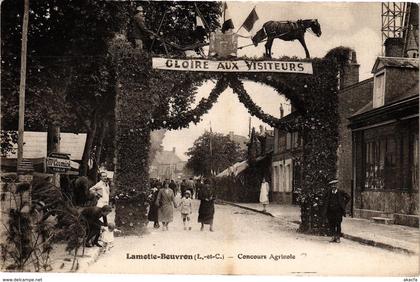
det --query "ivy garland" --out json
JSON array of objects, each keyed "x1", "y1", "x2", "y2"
[
  {"x1": 150, "y1": 76, "x2": 229, "y2": 130},
  {"x1": 228, "y1": 76, "x2": 296, "y2": 131}
]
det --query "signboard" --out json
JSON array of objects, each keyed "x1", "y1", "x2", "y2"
[
  {"x1": 208, "y1": 31, "x2": 238, "y2": 58},
  {"x1": 152, "y1": 58, "x2": 313, "y2": 74},
  {"x1": 47, "y1": 152, "x2": 71, "y2": 173}
]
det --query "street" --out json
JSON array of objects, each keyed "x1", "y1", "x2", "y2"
[{"x1": 85, "y1": 199, "x2": 419, "y2": 276}]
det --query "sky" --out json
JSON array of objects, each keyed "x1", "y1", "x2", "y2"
[{"x1": 162, "y1": 2, "x2": 383, "y2": 160}]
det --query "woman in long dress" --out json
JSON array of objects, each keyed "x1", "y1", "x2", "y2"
[
  {"x1": 198, "y1": 179, "x2": 215, "y2": 232},
  {"x1": 260, "y1": 177, "x2": 270, "y2": 212},
  {"x1": 155, "y1": 181, "x2": 177, "y2": 231},
  {"x1": 148, "y1": 181, "x2": 161, "y2": 228}
]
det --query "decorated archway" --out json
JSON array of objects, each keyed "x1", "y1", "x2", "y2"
[{"x1": 110, "y1": 38, "x2": 341, "y2": 235}]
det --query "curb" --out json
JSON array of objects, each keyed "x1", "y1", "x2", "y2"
[
  {"x1": 341, "y1": 234, "x2": 416, "y2": 255},
  {"x1": 224, "y1": 201, "x2": 417, "y2": 255},
  {"x1": 74, "y1": 246, "x2": 103, "y2": 272},
  {"x1": 224, "y1": 201, "x2": 275, "y2": 217}
]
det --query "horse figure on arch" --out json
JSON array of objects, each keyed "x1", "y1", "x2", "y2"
[{"x1": 251, "y1": 19, "x2": 322, "y2": 59}]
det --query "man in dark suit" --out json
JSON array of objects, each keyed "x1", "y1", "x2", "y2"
[
  {"x1": 324, "y1": 179, "x2": 350, "y2": 243},
  {"x1": 132, "y1": 6, "x2": 155, "y2": 50}
]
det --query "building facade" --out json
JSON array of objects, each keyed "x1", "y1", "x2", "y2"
[
  {"x1": 336, "y1": 50, "x2": 374, "y2": 207},
  {"x1": 149, "y1": 147, "x2": 186, "y2": 180},
  {"x1": 349, "y1": 57, "x2": 419, "y2": 227},
  {"x1": 271, "y1": 112, "x2": 302, "y2": 204}
]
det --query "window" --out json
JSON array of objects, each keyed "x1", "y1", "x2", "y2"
[
  {"x1": 285, "y1": 163, "x2": 293, "y2": 192},
  {"x1": 286, "y1": 133, "x2": 292, "y2": 150},
  {"x1": 364, "y1": 136, "x2": 403, "y2": 190},
  {"x1": 364, "y1": 140, "x2": 385, "y2": 190},
  {"x1": 278, "y1": 135, "x2": 286, "y2": 152},
  {"x1": 412, "y1": 133, "x2": 419, "y2": 190},
  {"x1": 272, "y1": 165, "x2": 280, "y2": 192},
  {"x1": 292, "y1": 132, "x2": 301, "y2": 148},
  {"x1": 373, "y1": 73, "x2": 385, "y2": 108},
  {"x1": 279, "y1": 165, "x2": 284, "y2": 192}
]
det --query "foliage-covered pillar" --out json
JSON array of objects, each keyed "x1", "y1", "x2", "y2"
[
  {"x1": 110, "y1": 37, "x2": 153, "y2": 234},
  {"x1": 297, "y1": 59, "x2": 339, "y2": 234}
]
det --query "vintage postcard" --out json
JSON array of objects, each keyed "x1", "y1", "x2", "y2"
[{"x1": 1, "y1": 0, "x2": 419, "y2": 280}]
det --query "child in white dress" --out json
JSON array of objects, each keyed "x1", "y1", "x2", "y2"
[
  {"x1": 100, "y1": 223, "x2": 120, "y2": 252},
  {"x1": 179, "y1": 190, "x2": 193, "y2": 230}
]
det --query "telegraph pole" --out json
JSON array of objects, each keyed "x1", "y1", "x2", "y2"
[{"x1": 17, "y1": 0, "x2": 30, "y2": 167}]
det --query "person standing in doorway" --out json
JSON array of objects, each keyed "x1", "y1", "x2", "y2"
[
  {"x1": 323, "y1": 179, "x2": 350, "y2": 243},
  {"x1": 89, "y1": 172, "x2": 110, "y2": 226},
  {"x1": 259, "y1": 177, "x2": 270, "y2": 213},
  {"x1": 155, "y1": 180, "x2": 177, "y2": 231}
]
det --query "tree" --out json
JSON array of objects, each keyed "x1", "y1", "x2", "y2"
[
  {"x1": 1, "y1": 1, "x2": 221, "y2": 177},
  {"x1": 186, "y1": 131, "x2": 244, "y2": 176},
  {"x1": 1, "y1": 0, "x2": 130, "y2": 176}
]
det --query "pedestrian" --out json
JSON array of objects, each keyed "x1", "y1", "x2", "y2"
[
  {"x1": 180, "y1": 179, "x2": 188, "y2": 197},
  {"x1": 169, "y1": 179, "x2": 178, "y2": 197},
  {"x1": 179, "y1": 190, "x2": 193, "y2": 230},
  {"x1": 89, "y1": 171, "x2": 111, "y2": 226},
  {"x1": 155, "y1": 180, "x2": 177, "y2": 231},
  {"x1": 195, "y1": 178, "x2": 203, "y2": 200},
  {"x1": 323, "y1": 179, "x2": 350, "y2": 243},
  {"x1": 148, "y1": 182, "x2": 161, "y2": 228},
  {"x1": 259, "y1": 177, "x2": 270, "y2": 213},
  {"x1": 187, "y1": 177, "x2": 196, "y2": 198},
  {"x1": 198, "y1": 179, "x2": 215, "y2": 232}
]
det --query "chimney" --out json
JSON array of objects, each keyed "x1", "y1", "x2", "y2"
[
  {"x1": 229, "y1": 131, "x2": 234, "y2": 141},
  {"x1": 172, "y1": 147, "x2": 176, "y2": 153},
  {"x1": 339, "y1": 50, "x2": 360, "y2": 89},
  {"x1": 384, "y1": 37, "x2": 404, "y2": 57}
]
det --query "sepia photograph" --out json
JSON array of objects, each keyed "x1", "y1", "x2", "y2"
[{"x1": 1, "y1": 0, "x2": 419, "y2": 280}]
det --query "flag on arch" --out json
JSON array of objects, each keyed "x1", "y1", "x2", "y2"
[
  {"x1": 242, "y1": 7, "x2": 259, "y2": 33},
  {"x1": 221, "y1": 2, "x2": 234, "y2": 33}
]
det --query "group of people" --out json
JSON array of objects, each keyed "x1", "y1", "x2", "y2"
[
  {"x1": 81, "y1": 171, "x2": 118, "y2": 248},
  {"x1": 81, "y1": 172, "x2": 349, "y2": 246},
  {"x1": 259, "y1": 177, "x2": 350, "y2": 244},
  {"x1": 148, "y1": 178, "x2": 215, "y2": 232}
]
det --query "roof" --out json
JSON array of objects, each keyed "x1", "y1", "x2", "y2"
[
  {"x1": 4, "y1": 131, "x2": 87, "y2": 160},
  {"x1": 229, "y1": 134, "x2": 249, "y2": 150},
  {"x1": 352, "y1": 79, "x2": 418, "y2": 117},
  {"x1": 152, "y1": 150, "x2": 183, "y2": 165},
  {"x1": 371, "y1": 57, "x2": 419, "y2": 73},
  {"x1": 216, "y1": 155, "x2": 269, "y2": 177}
]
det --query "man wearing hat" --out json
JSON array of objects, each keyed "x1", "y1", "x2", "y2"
[
  {"x1": 323, "y1": 179, "x2": 350, "y2": 243},
  {"x1": 132, "y1": 6, "x2": 155, "y2": 49}
]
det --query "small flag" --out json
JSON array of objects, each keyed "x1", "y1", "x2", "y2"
[
  {"x1": 243, "y1": 7, "x2": 259, "y2": 33},
  {"x1": 221, "y1": 2, "x2": 234, "y2": 33},
  {"x1": 196, "y1": 14, "x2": 204, "y2": 28},
  {"x1": 195, "y1": 4, "x2": 207, "y2": 30}
]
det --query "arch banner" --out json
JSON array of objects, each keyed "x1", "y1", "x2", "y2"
[{"x1": 152, "y1": 57, "x2": 313, "y2": 74}]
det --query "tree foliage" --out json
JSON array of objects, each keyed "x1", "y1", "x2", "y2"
[
  {"x1": 186, "y1": 131, "x2": 244, "y2": 176},
  {"x1": 1, "y1": 1, "x2": 221, "y2": 177}
]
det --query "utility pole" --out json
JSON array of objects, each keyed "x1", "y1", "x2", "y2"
[{"x1": 17, "y1": 0, "x2": 30, "y2": 167}]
